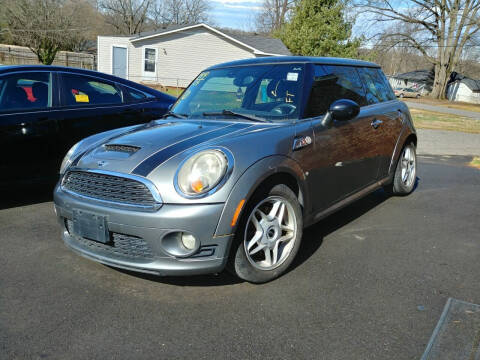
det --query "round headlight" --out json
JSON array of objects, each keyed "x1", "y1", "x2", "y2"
[
  {"x1": 59, "y1": 142, "x2": 81, "y2": 174},
  {"x1": 177, "y1": 150, "x2": 229, "y2": 196}
]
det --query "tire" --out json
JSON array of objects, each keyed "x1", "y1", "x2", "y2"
[
  {"x1": 228, "y1": 184, "x2": 303, "y2": 283},
  {"x1": 385, "y1": 142, "x2": 417, "y2": 195},
  {"x1": 416, "y1": 94, "x2": 420, "y2": 98},
  {"x1": 399, "y1": 93, "x2": 404, "y2": 98}
]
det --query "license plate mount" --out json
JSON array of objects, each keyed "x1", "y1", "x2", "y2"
[{"x1": 72, "y1": 210, "x2": 109, "y2": 244}]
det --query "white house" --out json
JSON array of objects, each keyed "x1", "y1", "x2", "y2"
[
  {"x1": 447, "y1": 77, "x2": 480, "y2": 104},
  {"x1": 387, "y1": 69, "x2": 434, "y2": 95},
  {"x1": 97, "y1": 23, "x2": 291, "y2": 88}
]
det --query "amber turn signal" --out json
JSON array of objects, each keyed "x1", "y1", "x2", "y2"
[{"x1": 231, "y1": 199, "x2": 246, "y2": 227}]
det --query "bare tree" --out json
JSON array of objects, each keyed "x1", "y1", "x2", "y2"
[
  {"x1": 151, "y1": 0, "x2": 211, "y2": 26},
  {"x1": 100, "y1": 0, "x2": 153, "y2": 35},
  {"x1": 256, "y1": 0, "x2": 297, "y2": 33},
  {"x1": 5, "y1": 0, "x2": 92, "y2": 64},
  {"x1": 357, "y1": 0, "x2": 480, "y2": 98}
]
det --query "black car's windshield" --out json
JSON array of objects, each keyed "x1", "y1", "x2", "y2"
[{"x1": 170, "y1": 64, "x2": 305, "y2": 122}]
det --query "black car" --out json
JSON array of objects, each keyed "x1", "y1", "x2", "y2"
[{"x1": 0, "y1": 65, "x2": 175, "y2": 187}]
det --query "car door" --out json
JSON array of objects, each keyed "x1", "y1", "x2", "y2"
[
  {"x1": 0, "y1": 71, "x2": 60, "y2": 185},
  {"x1": 56, "y1": 72, "x2": 140, "y2": 158},
  {"x1": 357, "y1": 67, "x2": 404, "y2": 179},
  {"x1": 292, "y1": 64, "x2": 381, "y2": 214}
]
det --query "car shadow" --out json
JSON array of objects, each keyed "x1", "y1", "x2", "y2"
[
  {"x1": 119, "y1": 186, "x2": 399, "y2": 287},
  {"x1": 0, "y1": 182, "x2": 56, "y2": 210},
  {"x1": 287, "y1": 188, "x2": 391, "y2": 275}
]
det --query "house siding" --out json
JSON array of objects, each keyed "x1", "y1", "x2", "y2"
[
  {"x1": 447, "y1": 82, "x2": 480, "y2": 104},
  {"x1": 98, "y1": 28, "x2": 256, "y2": 87}
]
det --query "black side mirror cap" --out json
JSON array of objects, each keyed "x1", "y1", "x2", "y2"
[{"x1": 322, "y1": 99, "x2": 360, "y2": 126}]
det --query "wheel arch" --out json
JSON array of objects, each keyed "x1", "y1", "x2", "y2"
[{"x1": 214, "y1": 155, "x2": 308, "y2": 237}]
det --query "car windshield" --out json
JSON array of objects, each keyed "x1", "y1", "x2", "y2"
[{"x1": 170, "y1": 64, "x2": 305, "y2": 122}]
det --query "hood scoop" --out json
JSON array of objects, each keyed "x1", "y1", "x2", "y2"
[{"x1": 104, "y1": 144, "x2": 141, "y2": 154}]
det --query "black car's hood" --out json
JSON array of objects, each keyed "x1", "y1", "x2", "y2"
[{"x1": 76, "y1": 120, "x2": 256, "y2": 176}]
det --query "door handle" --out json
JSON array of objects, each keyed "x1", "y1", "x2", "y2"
[{"x1": 371, "y1": 119, "x2": 383, "y2": 129}]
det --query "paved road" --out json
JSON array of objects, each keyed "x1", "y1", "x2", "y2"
[
  {"x1": 405, "y1": 101, "x2": 480, "y2": 120},
  {"x1": 1, "y1": 155, "x2": 479, "y2": 359},
  {"x1": 417, "y1": 129, "x2": 480, "y2": 156}
]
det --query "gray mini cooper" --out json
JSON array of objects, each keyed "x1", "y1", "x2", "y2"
[{"x1": 54, "y1": 57, "x2": 417, "y2": 283}]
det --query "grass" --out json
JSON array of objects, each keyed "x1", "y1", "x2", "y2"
[
  {"x1": 409, "y1": 108, "x2": 480, "y2": 134},
  {"x1": 404, "y1": 98, "x2": 480, "y2": 113},
  {"x1": 469, "y1": 157, "x2": 480, "y2": 169}
]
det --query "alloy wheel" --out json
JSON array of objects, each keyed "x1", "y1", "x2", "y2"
[{"x1": 243, "y1": 196, "x2": 297, "y2": 271}]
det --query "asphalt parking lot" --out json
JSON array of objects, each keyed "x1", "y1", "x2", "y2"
[{"x1": 1, "y1": 155, "x2": 479, "y2": 359}]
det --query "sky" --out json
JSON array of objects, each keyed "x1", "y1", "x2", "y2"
[{"x1": 208, "y1": 0, "x2": 263, "y2": 30}]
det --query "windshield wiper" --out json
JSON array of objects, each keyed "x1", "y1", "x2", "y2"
[
  {"x1": 162, "y1": 111, "x2": 188, "y2": 119},
  {"x1": 203, "y1": 110, "x2": 269, "y2": 123}
]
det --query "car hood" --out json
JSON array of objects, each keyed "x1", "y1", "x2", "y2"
[{"x1": 76, "y1": 120, "x2": 258, "y2": 176}]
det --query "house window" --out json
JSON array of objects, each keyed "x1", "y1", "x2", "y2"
[{"x1": 144, "y1": 48, "x2": 156, "y2": 73}]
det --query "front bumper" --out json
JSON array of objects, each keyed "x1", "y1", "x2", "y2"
[{"x1": 53, "y1": 184, "x2": 232, "y2": 276}]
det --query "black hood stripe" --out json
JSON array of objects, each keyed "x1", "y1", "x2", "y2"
[{"x1": 132, "y1": 123, "x2": 252, "y2": 177}]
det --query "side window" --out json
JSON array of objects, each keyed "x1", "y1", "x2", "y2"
[
  {"x1": 377, "y1": 69, "x2": 396, "y2": 100},
  {"x1": 305, "y1": 65, "x2": 367, "y2": 118},
  {"x1": 144, "y1": 48, "x2": 156, "y2": 74},
  {"x1": 357, "y1": 68, "x2": 392, "y2": 104},
  {"x1": 123, "y1": 86, "x2": 153, "y2": 102},
  {"x1": 61, "y1": 74, "x2": 122, "y2": 106},
  {"x1": 0, "y1": 72, "x2": 51, "y2": 112}
]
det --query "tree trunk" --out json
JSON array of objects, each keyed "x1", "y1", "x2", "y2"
[{"x1": 431, "y1": 64, "x2": 449, "y2": 99}]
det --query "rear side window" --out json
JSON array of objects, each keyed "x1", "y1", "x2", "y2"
[
  {"x1": 60, "y1": 74, "x2": 123, "y2": 106},
  {"x1": 357, "y1": 68, "x2": 395, "y2": 104},
  {"x1": 0, "y1": 72, "x2": 52, "y2": 112},
  {"x1": 305, "y1": 65, "x2": 367, "y2": 118},
  {"x1": 123, "y1": 86, "x2": 153, "y2": 102}
]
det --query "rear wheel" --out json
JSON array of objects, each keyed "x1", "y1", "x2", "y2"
[
  {"x1": 229, "y1": 184, "x2": 302, "y2": 283},
  {"x1": 399, "y1": 93, "x2": 404, "y2": 98},
  {"x1": 385, "y1": 142, "x2": 417, "y2": 195}
]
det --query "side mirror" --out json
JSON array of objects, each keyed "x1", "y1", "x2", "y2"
[{"x1": 321, "y1": 99, "x2": 360, "y2": 127}]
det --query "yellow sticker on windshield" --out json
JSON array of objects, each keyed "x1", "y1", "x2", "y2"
[
  {"x1": 193, "y1": 72, "x2": 209, "y2": 86},
  {"x1": 75, "y1": 94, "x2": 89, "y2": 103}
]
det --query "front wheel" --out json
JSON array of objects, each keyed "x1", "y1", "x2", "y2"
[
  {"x1": 229, "y1": 184, "x2": 303, "y2": 283},
  {"x1": 385, "y1": 142, "x2": 417, "y2": 195}
]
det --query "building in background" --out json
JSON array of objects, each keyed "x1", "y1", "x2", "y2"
[
  {"x1": 447, "y1": 72, "x2": 480, "y2": 104},
  {"x1": 387, "y1": 69, "x2": 435, "y2": 95},
  {"x1": 97, "y1": 23, "x2": 291, "y2": 91}
]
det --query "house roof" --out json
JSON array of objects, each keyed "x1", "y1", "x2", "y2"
[
  {"x1": 393, "y1": 69, "x2": 435, "y2": 84},
  {"x1": 129, "y1": 23, "x2": 291, "y2": 56},
  {"x1": 449, "y1": 72, "x2": 480, "y2": 91}
]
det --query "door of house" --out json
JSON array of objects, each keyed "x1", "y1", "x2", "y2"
[{"x1": 112, "y1": 46, "x2": 127, "y2": 79}]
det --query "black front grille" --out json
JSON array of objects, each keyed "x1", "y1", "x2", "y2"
[
  {"x1": 66, "y1": 220, "x2": 154, "y2": 261},
  {"x1": 104, "y1": 144, "x2": 140, "y2": 153},
  {"x1": 62, "y1": 171, "x2": 158, "y2": 208}
]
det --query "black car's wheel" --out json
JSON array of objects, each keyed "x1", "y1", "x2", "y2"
[
  {"x1": 229, "y1": 184, "x2": 302, "y2": 283},
  {"x1": 385, "y1": 142, "x2": 417, "y2": 195}
]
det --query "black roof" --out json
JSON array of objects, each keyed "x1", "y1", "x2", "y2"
[
  {"x1": 206, "y1": 56, "x2": 380, "y2": 70},
  {"x1": 0, "y1": 65, "x2": 175, "y2": 100},
  {"x1": 449, "y1": 72, "x2": 480, "y2": 91},
  {"x1": 392, "y1": 69, "x2": 435, "y2": 84}
]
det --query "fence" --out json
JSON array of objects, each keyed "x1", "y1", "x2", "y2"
[
  {"x1": 138, "y1": 76, "x2": 192, "y2": 97},
  {"x1": 0, "y1": 44, "x2": 96, "y2": 70}
]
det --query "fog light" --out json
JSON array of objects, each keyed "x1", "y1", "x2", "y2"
[{"x1": 181, "y1": 233, "x2": 196, "y2": 250}]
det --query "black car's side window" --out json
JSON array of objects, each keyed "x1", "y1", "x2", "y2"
[
  {"x1": 60, "y1": 74, "x2": 123, "y2": 107},
  {"x1": 0, "y1": 72, "x2": 52, "y2": 112},
  {"x1": 304, "y1": 65, "x2": 367, "y2": 118},
  {"x1": 123, "y1": 86, "x2": 153, "y2": 103},
  {"x1": 357, "y1": 68, "x2": 394, "y2": 104}
]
